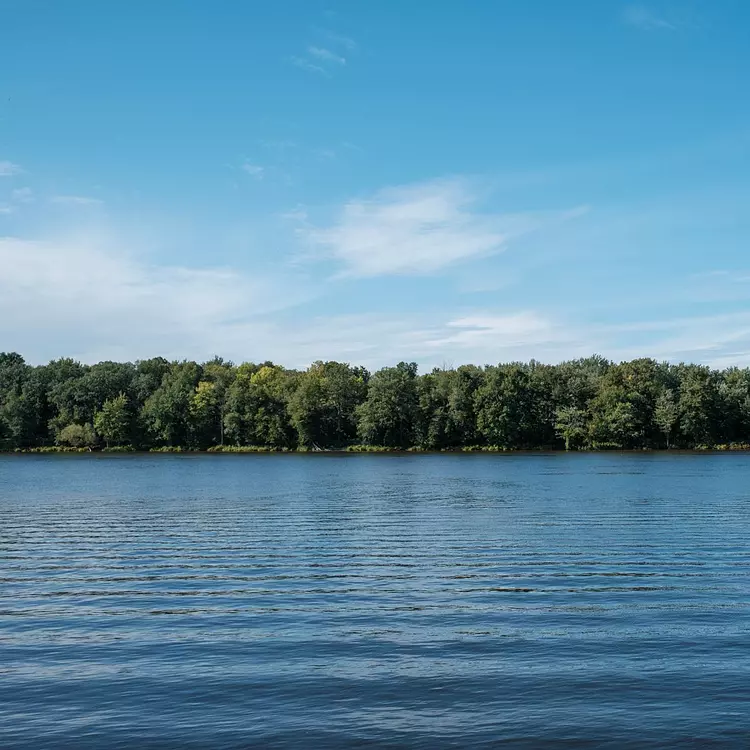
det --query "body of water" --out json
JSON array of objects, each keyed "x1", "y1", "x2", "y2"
[{"x1": 1, "y1": 452, "x2": 749, "y2": 747}]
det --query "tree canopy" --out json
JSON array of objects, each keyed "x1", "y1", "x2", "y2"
[{"x1": 1, "y1": 352, "x2": 749, "y2": 451}]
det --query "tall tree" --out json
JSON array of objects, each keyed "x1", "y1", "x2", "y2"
[
  {"x1": 475, "y1": 364, "x2": 542, "y2": 449},
  {"x1": 677, "y1": 365, "x2": 722, "y2": 447},
  {"x1": 4, "y1": 351, "x2": 750, "y2": 452},
  {"x1": 357, "y1": 362, "x2": 419, "y2": 448},
  {"x1": 555, "y1": 406, "x2": 589, "y2": 450},
  {"x1": 654, "y1": 389, "x2": 679, "y2": 448},
  {"x1": 142, "y1": 361, "x2": 203, "y2": 446},
  {"x1": 94, "y1": 394, "x2": 131, "y2": 448},
  {"x1": 224, "y1": 364, "x2": 295, "y2": 447},
  {"x1": 289, "y1": 361, "x2": 368, "y2": 448}
]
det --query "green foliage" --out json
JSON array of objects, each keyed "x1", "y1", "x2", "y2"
[
  {"x1": 555, "y1": 406, "x2": 589, "y2": 450},
  {"x1": 2, "y1": 351, "x2": 750, "y2": 452},
  {"x1": 587, "y1": 359, "x2": 661, "y2": 449},
  {"x1": 206, "y1": 444, "x2": 290, "y2": 453},
  {"x1": 357, "y1": 362, "x2": 419, "y2": 448},
  {"x1": 475, "y1": 365, "x2": 545, "y2": 449},
  {"x1": 56, "y1": 422, "x2": 97, "y2": 449},
  {"x1": 654, "y1": 389, "x2": 679, "y2": 448},
  {"x1": 94, "y1": 394, "x2": 131, "y2": 448},
  {"x1": 223, "y1": 364, "x2": 295, "y2": 448},
  {"x1": 677, "y1": 365, "x2": 722, "y2": 447},
  {"x1": 142, "y1": 361, "x2": 203, "y2": 447},
  {"x1": 288, "y1": 361, "x2": 368, "y2": 448}
]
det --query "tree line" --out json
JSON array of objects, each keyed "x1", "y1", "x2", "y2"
[{"x1": 1, "y1": 352, "x2": 749, "y2": 451}]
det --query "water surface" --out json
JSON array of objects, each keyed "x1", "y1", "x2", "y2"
[{"x1": 1, "y1": 453, "x2": 749, "y2": 747}]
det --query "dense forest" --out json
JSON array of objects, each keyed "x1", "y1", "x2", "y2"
[{"x1": 1, "y1": 352, "x2": 750, "y2": 452}]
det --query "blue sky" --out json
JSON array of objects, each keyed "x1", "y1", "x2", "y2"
[{"x1": 2, "y1": 0, "x2": 750, "y2": 369}]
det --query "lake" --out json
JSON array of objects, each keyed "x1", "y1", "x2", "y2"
[{"x1": 1, "y1": 452, "x2": 749, "y2": 748}]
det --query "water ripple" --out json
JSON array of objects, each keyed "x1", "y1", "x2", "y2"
[{"x1": 1, "y1": 452, "x2": 750, "y2": 748}]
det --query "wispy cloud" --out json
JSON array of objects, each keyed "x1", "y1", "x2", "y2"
[
  {"x1": 318, "y1": 29, "x2": 357, "y2": 51},
  {"x1": 0, "y1": 235, "x2": 313, "y2": 364},
  {"x1": 260, "y1": 139, "x2": 298, "y2": 153},
  {"x1": 308, "y1": 46, "x2": 346, "y2": 66},
  {"x1": 302, "y1": 309, "x2": 750, "y2": 371},
  {"x1": 11, "y1": 187, "x2": 34, "y2": 203},
  {"x1": 301, "y1": 177, "x2": 585, "y2": 278},
  {"x1": 241, "y1": 162, "x2": 265, "y2": 179},
  {"x1": 314, "y1": 148, "x2": 337, "y2": 161},
  {"x1": 426, "y1": 312, "x2": 564, "y2": 355},
  {"x1": 681, "y1": 269, "x2": 750, "y2": 303},
  {"x1": 0, "y1": 160, "x2": 23, "y2": 177},
  {"x1": 622, "y1": 4, "x2": 676, "y2": 31},
  {"x1": 289, "y1": 56, "x2": 329, "y2": 76},
  {"x1": 0, "y1": 203, "x2": 15, "y2": 215},
  {"x1": 290, "y1": 28, "x2": 355, "y2": 76},
  {"x1": 5, "y1": 227, "x2": 750, "y2": 369},
  {"x1": 52, "y1": 195, "x2": 103, "y2": 206},
  {"x1": 694, "y1": 269, "x2": 750, "y2": 284}
]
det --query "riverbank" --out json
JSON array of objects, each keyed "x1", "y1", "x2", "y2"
[{"x1": 5, "y1": 443, "x2": 750, "y2": 454}]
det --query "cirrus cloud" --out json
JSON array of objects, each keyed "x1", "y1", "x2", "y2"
[
  {"x1": 0, "y1": 161, "x2": 23, "y2": 177},
  {"x1": 51, "y1": 195, "x2": 103, "y2": 206},
  {"x1": 302, "y1": 177, "x2": 586, "y2": 278}
]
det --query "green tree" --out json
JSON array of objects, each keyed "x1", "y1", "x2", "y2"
[
  {"x1": 224, "y1": 364, "x2": 295, "y2": 447},
  {"x1": 475, "y1": 365, "x2": 542, "y2": 449},
  {"x1": 57, "y1": 422, "x2": 97, "y2": 449},
  {"x1": 720, "y1": 368, "x2": 750, "y2": 444},
  {"x1": 0, "y1": 354, "x2": 46, "y2": 448},
  {"x1": 357, "y1": 362, "x2": 418, "y2": 448},
  {"x1": 677, "y1": 364, "x2": 722, "y2": 447},
  {"x1": 415, "y1": 369, "x2": 453, "y2": 449},
  {"x1": 288, "y1": 361, "x2": 368, "y2": 448},
  {"x1": 554, "y1": 355, "x2": 609, "y2": 410},
  {"x1": 446, "y1": 365, "x2": 484, "y2": 446},
  {"x1": 94, "y1": 394, "x2": 131, "y2": 448},
  {"x1": 5, "y1": 350, "x2": 750, "y2": 453},
  {"x1": 416, "y1": 366, "x2": 484, "y2": 449},
  {"x1": 587, "y1": 359, "x2": 661, "y2": 448},
  {"x1": 201, "y1": 357, "x2": 236, "y2": 446},
  {"x1": 654, "y1": 389, "x2": 679, "y2": 448},
  {"x1": 190, "y1": 380, "x2": 221, "y2": 447},
  {"x1": 555, "y1": 405, "x2": 588, "y2": 450},
  {"x1": 142, "y1": 361, "x2": 203, "y2": 446},
  {"x1": 528, "y1": 361, "x2": 561, "y2": 447}
]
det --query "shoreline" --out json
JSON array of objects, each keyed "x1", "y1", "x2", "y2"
[{"x1": 4, "y1": 446, "x2": 750, "y2": 455}]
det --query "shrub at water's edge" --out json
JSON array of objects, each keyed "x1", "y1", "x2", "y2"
[{"x1": 3, "y1": 352, "x2": 750, "y2": 452}]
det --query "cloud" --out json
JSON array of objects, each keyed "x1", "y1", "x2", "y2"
[
  {"x1": 301, "y1": 177, "x2": 583, "y2": 278},
  {"x1": 314, "y1": 148, "x2": 337, "y2": 160},
  {"x1": 52, "y1": 195, "x2": 103, "y2": 206},
  {"x1": 0, "y1": 161, "x2": 23, "y2": 177},
  {"x1": 0, "y1": 229, "x2": 582, "y2": 368},
  {"x1": 207, "y1": 311, "x2": 572, "y2": 371},
  {"x1": 693, "y1": 269, "x2": 750, "y2": 284},
  {"x1": 291, "y1": 29, "x2": 354, "y2": 76},
  {"x1": 0, "y1": 204, "x2": 15, "y2": 215},
  {"x1": 598, "y1": 312, "x2": 750, "y2": 367},
  {"x1": 436, "y1": 313, "x2": 561, "y2": 349},
  {"x1": 0, "y1": 235, "x2": 314, "y2": 364},
  {"x1": 318, "y1": 309, "x2": 750, "y2": 371},
  {"x1": 260, "y1": 139, "x2": 298, "y2": 153},
  {"x1": 11, "y1": 187, "x2": 33, "y2": 203},
  {"x1": 318, "y1": 29, "x2": 357, "y2": 51},
  {"x1": 622, "y1": 5, "x2": 676, "y2": 30},
  {"x1": 307, "y1": 46, "x2": 346, "y2": 66},
  {"x1": 241, "y1": 162, "x2": 265, "y2": 179},
  {"x1": 5, "y1": 231, "x2": 750, "y2": 370},
  {"x1": 289, "y1": 56, "x2": 329, "y2": 76}
]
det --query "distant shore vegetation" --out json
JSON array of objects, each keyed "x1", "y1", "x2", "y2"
[{"x1": 2, "y1": 353, "x2": 750, "y2": 453}]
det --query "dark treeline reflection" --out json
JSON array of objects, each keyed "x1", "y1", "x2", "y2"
[{"x1": 2, "y1": 353, "x2": 750, "y2": 451}]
